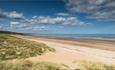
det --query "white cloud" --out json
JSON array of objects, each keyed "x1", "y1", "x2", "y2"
[
  {"x1": 0, "y1": 9, "x2": 24, "y2": 20},
  {"x1": 65, "y1": 0, "x2": 115, "y2": 21},
  {"x1": 0, "y1": 8, "x2": 93, "y2": 32},
  {"x1": 23, "y1": 16, "x2": 91, "y2": 26},
  {"x1": 8, "y1": 11, "x2": 24, "y2": 19},
  {"x1": 29, "y1": 26, "x2": 48, "y2": 31},
  {"x1": 10, "y1": 21, "x2": 28, "y2": 29},
  {"x1": 56, "y1": 13, "x2": 70, "y2": 16},
  {"x1": 10, "y1": 21, "x2": 20, "y2": 25},
  {"x1": 10, "y1": 16, "x2": 91, "y2": 32}
]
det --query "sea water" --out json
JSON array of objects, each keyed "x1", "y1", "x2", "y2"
[{"x1": 29, "y1": 34, "x2": 115, "y2": 39}]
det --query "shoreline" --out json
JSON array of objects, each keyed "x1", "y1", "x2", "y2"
[
  {"x1": 21, "y1": 34, "x2": 115, "y2": 51},
  {"x1": 26, "y1": 34, "x2": 115, "y2": 41},
  {"x1": 26, "y1": 34, "x2": 115, "y2": 44}
]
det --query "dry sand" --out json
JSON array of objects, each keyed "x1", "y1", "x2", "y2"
[{"x1": 13, "y1": 35, "x2": 115, "y2": 69}]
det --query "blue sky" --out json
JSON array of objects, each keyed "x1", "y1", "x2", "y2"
[{"x1": 0, "y1": 0, "x2": 115, "y2": 34}]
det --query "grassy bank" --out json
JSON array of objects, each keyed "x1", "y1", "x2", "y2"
[
  {"x1": 0, "y1": 33, "x2": 55, "y2": 60},
  {"x1": 0, "y1": 60, "x2": 115, "y2": 70},
  {"x1": 75, "y1": 61, "x2": 115, "y2": 70},
  {"x1": 0, "y1": 60, "x2": 70, "y2": 70}
]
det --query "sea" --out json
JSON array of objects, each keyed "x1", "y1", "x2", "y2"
[{"x1": 28, "y1": 34, "x2": 115, "y2": 39}]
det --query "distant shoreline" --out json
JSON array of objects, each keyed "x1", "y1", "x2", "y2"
[
  {"x1": 26, "y1": 34, "x2": 115, "y2": 44},
  {"x1": 27, "y1": 33, "x2": 115, "y2": 39},
  {"x1": 14, "y1": 34, "x2": 115, "y2": 51}
]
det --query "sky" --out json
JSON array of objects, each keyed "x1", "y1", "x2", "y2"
[{"x1": 0, "y1": 0, "x2": 115, "y2": 34}]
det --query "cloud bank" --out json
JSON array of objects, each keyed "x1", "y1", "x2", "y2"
[
  {"x1": 11, "y1": 16, "x2": 91, "y2": 32},
  {"x1": 65, "y1": 0, "x2": 115, "y2": 21},
  {"x1": 23, "y1": 16, "x2": 90, "y2": 26},
  {"x1": 0, "y1": 8, "x2": 91, "y2": 32}
]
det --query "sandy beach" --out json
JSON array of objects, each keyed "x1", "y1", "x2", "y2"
[{"x1": 13, "y1": 35, "x2": 115, "y2": 69}]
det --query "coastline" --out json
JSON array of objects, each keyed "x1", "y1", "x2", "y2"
[
  {"x1": 21, "y1": 34, "x2": 115, "y2": 51},
  {"x1": 13, "y1": 35, "x2": 115, "y2": 64}
]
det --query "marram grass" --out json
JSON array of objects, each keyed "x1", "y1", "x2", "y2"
[
  {"x1": 75, "y1": 61, "x2": 115, "y2": 70},
  {"x1": 0, "y1": 60, "x2": 70, "y2": 70},
  {"x1": 0, "y1": 34, "x2": 55, "y2": 60},
  {"x1": 0, "y1": 60, "x2": 115, "y2": 70}
]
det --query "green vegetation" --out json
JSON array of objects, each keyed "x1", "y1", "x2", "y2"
[
  {"x1": 0, "y1": 60, "x2": 70, "y2": 70},
  {"x1": 0, "y1": 33, "x2": 70, "y2": 70},
  {"x1": 0, "y1": 60, "x2": 115, "y2": 70},
  {"x1": 0, "y1": 34, "x2": 55, "y2": 60},
  {"x1": 75, "y1": 61, "x2": 115, "y2": 70}
]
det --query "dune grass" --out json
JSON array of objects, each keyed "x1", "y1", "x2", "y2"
[
  {"x1": 0, "y1": 34, "x2": 55, "y2": 60},
  {"x1": 75, "y1": 61, "x2": 115, "y2": 70},
  {"x1": 0, "y1": 60, "x2": 115, "y2": 70},
  {"x1": 0, "y1": 60, "x2": 70, "y2": 70}
]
